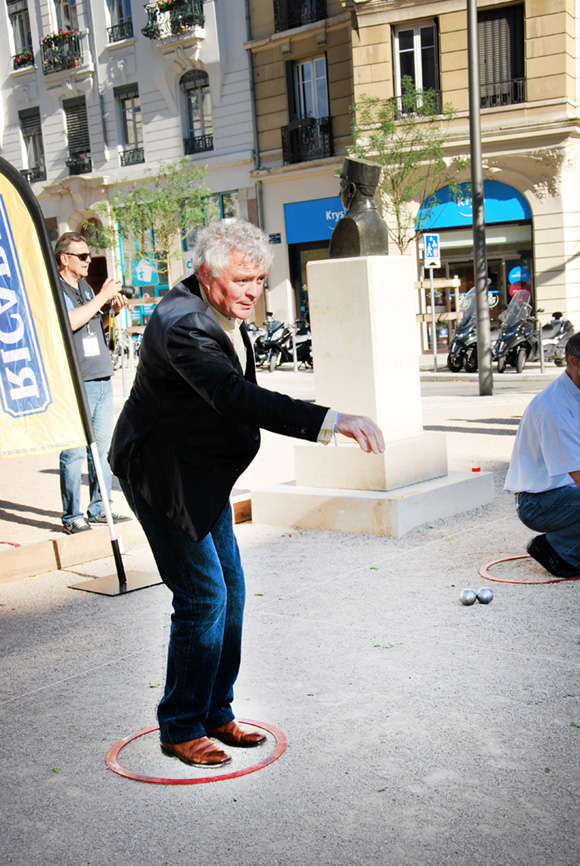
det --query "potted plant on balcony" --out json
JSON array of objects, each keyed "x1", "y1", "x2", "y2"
[{"x1": 13, "y1": 50, "x2": 34, "y2": 69}]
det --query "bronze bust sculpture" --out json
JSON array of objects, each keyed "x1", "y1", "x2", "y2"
[{"x1": 329, "y1": 157, "x2": 389, "y2": 258}]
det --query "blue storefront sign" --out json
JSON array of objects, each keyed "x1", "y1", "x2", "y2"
[
  {"x1": 284, "y1": 197, "x2": 345, "y2": 244},
  {"x1": 418, "y1": 180, "x2": 531, "y2": 230}
]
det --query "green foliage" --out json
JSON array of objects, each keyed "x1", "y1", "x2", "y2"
[
  {"x1": 350, "y1": 78, "x2": 468, "y2": 253},
  {"x1": 91, "y1": 158, "x2": 209, "y2": 282}
]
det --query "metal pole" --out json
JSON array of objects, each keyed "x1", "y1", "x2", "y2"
[
  {"x1": 467, "y1": 0, "x2": 493, "y2": 395},
  {"x1": 429, "y1": 268, "x2": 437, "y2": 372}
]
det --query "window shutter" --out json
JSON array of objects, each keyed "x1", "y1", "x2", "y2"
[
  {"x1": 114, "y1": 83, "x2": 139, "y2": 101},
  {"x1": 285, "y1": 60, "x2": 296, "y2": 119},
  {"x1": 19, "y1": 107, "x2": 41, "y2": 136},
  {"x1": 478, "y1": 3, "x2": 524, "y2": 86},
  {"x1": 63, "y1": 97, "x2": 90, "y2": 154}
]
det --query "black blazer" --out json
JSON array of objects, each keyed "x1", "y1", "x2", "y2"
[{"x1": 109, "y1": 275, "x2": 328, "y2": 540}]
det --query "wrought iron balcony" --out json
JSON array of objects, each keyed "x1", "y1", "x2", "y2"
[
  {"x1": 274, "y1": 0, "x2": 327, "y2": 32},
  {"x1": 281, "y1": 116, "x2": 333, "y2": 165},
  {"x1": 107, "y1": 20, "x2": 134, "y2": 42},
  {"x1": 142, "y1": 0, "x2": 204, "y2": 40},
  {"x1": 184, "y1": 133, "x2": 213, "y2": 155},
  {"x1": 66, "y1": 154, "x2": 92, "y2": 175},
  {"x1": 40, "y1": 31, "x2": 82, "y2": 74},
  {"x1": 120, "y1": 147, "x2": 145, "y2": 166},
  {"x1": 12, "y1": 50, "x2": 34, "y2": 71},
  {"x1": 393, "y1": 89, "x2": 442, "y2": 119},
  {"x1": 20, "y1": 167, "x2": 47, "y2": 183},
  {"x1": 480, "y1": 78, "x2": 526, "y2": 109}
]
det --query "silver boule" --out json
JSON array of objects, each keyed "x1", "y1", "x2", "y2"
[
  {"x1": 459, "y1": 589, "x2": 477, "y2": 606},
  {"x1": 477, "y1": 587, "x2": 494, "y2": 604}
]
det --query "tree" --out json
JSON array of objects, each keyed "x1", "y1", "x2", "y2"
[
  {"x1": 349, "y1": 78, "x2": 468, "y2": 254},
  {"x1": 90, "y1": 158, "x2": 209, "y2": 285}
]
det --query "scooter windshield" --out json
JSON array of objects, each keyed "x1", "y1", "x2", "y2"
[
  {"x1": 500, "y1": 290, "x2": 531, "y2": 327},
  {"x1": 458, "y1": 289, "x2": 477, "y2": 325}
]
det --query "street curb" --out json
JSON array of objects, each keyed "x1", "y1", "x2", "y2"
[{"x1": 0, "y1": 496, "x2": 252, "y2": 583}]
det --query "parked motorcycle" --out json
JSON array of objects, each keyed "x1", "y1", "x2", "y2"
[
  {"x1": 110, "y1": 330, "x2": 142, "y2": 369},
  {"x1": 447, "y1": 289, "x2": 478, "y2": 372},
  {"x1": 539, "y1": 311, "x2": 573, "y2": 366},
  {"x1": 492, "y1": 289, "x2": 535, "y2": 373},
  {"x1": 246, "y1": 321, "x2": 268, "y2": 367},
  {"x1": 262, "y1": 315, "x2": 313, "y2": 372}
]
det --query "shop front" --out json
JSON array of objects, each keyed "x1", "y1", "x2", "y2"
[
  {"x1": 417, "y1": 180, "x2": 533, "y2": 351},
  {"x1": 283, "y1": 195, "x2": 344, "y2": 323}
]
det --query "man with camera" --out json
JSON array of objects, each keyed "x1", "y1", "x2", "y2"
[{"x1": 56, "y1": 231, "x2": 129, "y2": 534}]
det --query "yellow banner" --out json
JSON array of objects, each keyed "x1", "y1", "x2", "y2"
[{"x1": 0, "y1": 165, "x2": 85, "y2": 457}]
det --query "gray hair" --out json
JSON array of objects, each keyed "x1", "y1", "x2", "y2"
[
  {"x1": 192, "y1": 219, "x2": 274, "y2": 277},
  {"x1": 565, "y1": 331, "x2": 580, "y2": 364}
]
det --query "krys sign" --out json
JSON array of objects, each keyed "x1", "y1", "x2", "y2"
[{"x1": 0, "y1": 195, "x2": 51, "y2": 417}]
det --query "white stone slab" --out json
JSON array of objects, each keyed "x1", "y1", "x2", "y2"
[
  {"x1": 251, "y1": 471, "x2": 494, "y2": 538},
  {"x1": 294, "y1": 432, "x2": 448, "y2": 491}
]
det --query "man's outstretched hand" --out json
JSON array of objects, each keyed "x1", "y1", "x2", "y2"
[{"x1": 336, "y1": 414, "x2": 385, "y2": 454}]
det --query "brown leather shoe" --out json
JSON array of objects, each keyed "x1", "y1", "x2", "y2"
[
  {"x1": 160, "y1": 737, "x2": 232, "y2": 767},
  {"x1": 206, "y1": 720, "x2": 267, "y2": 748}
]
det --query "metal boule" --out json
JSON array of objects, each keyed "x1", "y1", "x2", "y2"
[
  {"x1": 459, "y1": 589, "x2": 477, "y2": 606},
  {"x1": 477, "y1": 587, "x2": 494, "y2": 604}
]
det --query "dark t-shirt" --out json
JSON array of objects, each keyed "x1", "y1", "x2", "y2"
[{"x1": 60, "y1": 277, "x2": 113, "y2": 381}]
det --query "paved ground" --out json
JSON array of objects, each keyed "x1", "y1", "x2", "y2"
[{"x1": 0, "y1": 359, "x2": 578, "y2": 866}]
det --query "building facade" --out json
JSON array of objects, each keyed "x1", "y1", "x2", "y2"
[
  {"x1": 2, "y1": 0, "x2": 579, "y2": 340},
  {"x1": 1, "y1": 0, "x2": 257, "y2": 297}
]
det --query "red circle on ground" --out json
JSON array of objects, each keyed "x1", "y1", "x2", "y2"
[
  {"x1": 479, "y1": 554, "x2": 580, "y2": 585},
  {"x1": 106, "y1": 719, "x2": 288, "y2": 785}
]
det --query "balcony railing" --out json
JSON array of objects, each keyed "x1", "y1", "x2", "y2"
[
  {"x1": 20, "y1": 167, "x2": 47, "y2": 183},
  {"x1": 120, "y1": 147, "x2": 145, "y2": 166},
  {"x1": 393, "y1": 89, "x2": 442, "y2": 119},
  {"x1": 66, "y1": 154, "x2": 92, "y2": 175},
  {"x1": 184, "y1": 133, "x2": 213, "y2": 155},
  {"x1": 40, "y1": 32, "x2": 82, "y2": 74},
  {"x1": 281, "y1": 116, "x2": 333, "y2": 165},
  {"x1": 107, "y1": 19, "x2": 134, "y2": 42},
  {"x1": 480, "y1": 78, "x2": 526, "y2": 109},
  {"x1": 12, "y1": 50, "x2": 34, "y2": 71},
  {"x1": 142, "y1": 0, "x2": 204, "y2": 40},
  {"x1": 274, "y1": 0, "x2": 327, "y2": 32}
]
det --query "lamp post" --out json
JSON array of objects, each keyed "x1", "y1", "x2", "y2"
[{"x1": 467, "y1": 0, "x2": 493, "y2": 395}]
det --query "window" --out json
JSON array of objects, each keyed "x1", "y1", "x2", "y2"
[
  {"x1": 183, "y1": 191, "x2": 240, "y2": 252},
  {"x1": 114, "y1": 84, "x2": 144, "y2": 165},
  {"x1": 54, "y1": 0, "x2": 78, "y2": 31},
  {"x1": 393, "y1": 20, "x2": 440, "y2": 114},
  {"x1": 274, "y1": 0, "x2": 327, "y2": 33},
  {"x1": 107, "y1": 0, "x2": 133, "y2": 41},
  {"x1": 293, "y1": 57, "x2": 329, "y2": 120},
  {"x1": 180, "y1": 70, "x2": 213, "y2": 154},
  {"x1": 8, "y1": 0, "x2": 33, "y2": 68},
  {"x1": 479, "y1": 4, "x2": 525, "y2": 108},
  {"x1": 63, "y1": 96, "x2": 91, "y2": 174},
  {"x1": 19, "y1": 108, "x2": 46, "y2": 182},
  {"x1": 282, "y1": 56, "x2": 332, "y2": 164}
]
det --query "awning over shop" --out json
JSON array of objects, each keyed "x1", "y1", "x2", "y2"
[{"x1": 418, "y1": 180, "x2": 531, "y2": 229}]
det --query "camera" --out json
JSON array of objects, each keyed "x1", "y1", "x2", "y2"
[{"x1": 121, "y1": 285, "x2": 135, "y2": 299}]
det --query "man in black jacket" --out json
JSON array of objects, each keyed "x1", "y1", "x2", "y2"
[{"x1": 110, "y1": 219, "x2": 384, "y2": 767}]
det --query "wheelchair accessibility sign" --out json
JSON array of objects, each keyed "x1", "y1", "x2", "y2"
[{"x1": 424, "y1": 233, "x2": 441, "y2": 269}]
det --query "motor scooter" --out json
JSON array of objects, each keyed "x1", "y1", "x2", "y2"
[
  {"x1": 492, "y1": 289, "x2": 535, "y2": 373},
  {"x1": 246, "y1": 321, "x2": 268, "y2": 367},
  {"x1": 538, "y1": 311, "x2": 573, "y2": 366},
  {"x1": 447, "y1": 289, "x2": 478, "y2": 372},
  {"x1": 264, "y1": 317, "x2": 312, "y2": 372}
]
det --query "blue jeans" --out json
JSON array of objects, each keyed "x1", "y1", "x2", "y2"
[
  {"x1": 120, "y1": 480, "x2": 245, "y2": 744},
  {"x1": 59, "y1": 378, "x2": 114, "y2": 526},
  {"x1": 517, "y1": 486, "x2": 580, "y2": 567}
]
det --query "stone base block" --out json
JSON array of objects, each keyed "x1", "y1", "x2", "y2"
[
  {"x1": 294, "y1": 432, "x2": 448, "y2": 491},
  {"x1": 251, "y1": 471, "x2": 494, "y2": 538}
]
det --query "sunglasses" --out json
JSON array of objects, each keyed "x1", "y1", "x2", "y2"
[{"x1": 66, "y1": 251, "x2": 91, "y2": 261}]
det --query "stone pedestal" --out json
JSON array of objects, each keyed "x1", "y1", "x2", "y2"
[{"x1": 250, "y1": 256, "x2": 493, "y2": 537}]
